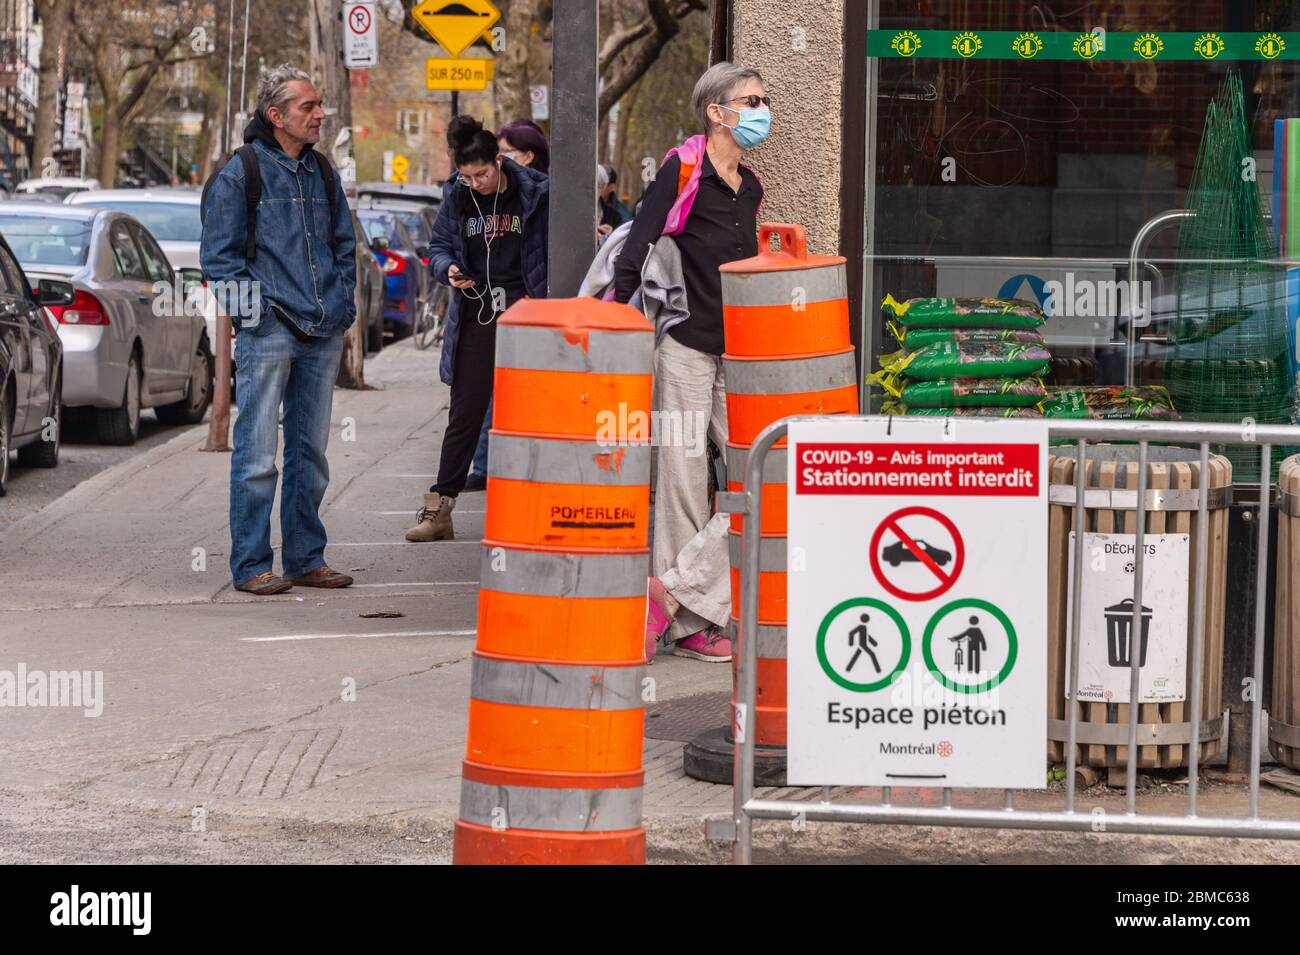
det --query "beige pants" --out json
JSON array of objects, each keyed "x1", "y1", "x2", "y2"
[{"x1": 652, "y1": 333, "x2": 731, "y2": 640}]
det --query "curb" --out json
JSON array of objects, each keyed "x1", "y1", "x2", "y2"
[
  {"x1": 0, "y1": 424, "x2": 210, "y2": 550},
  {"x1": 0, "y1": 342, "x2": 438, "y2": 553}
]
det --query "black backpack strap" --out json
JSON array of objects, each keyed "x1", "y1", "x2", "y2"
[
  {"x1": 312, "y1": 149, "x2": 339, "y2": 248},
  {"x1": 234, "y1": 145, "x2": 261, "y2": 262}
]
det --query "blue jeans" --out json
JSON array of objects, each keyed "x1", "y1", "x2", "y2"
[
  {"x1": 470, "y1": 398, "x2": 492, "y2": 476},
  {"x1": 230, "y1": 320, "x2": 344, "y2": 583}
]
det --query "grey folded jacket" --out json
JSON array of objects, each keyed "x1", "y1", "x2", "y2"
[{"x1": 579, "y1": 225, "x2": 689, "y2": 345}]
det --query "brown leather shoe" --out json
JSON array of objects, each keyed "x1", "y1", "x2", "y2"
[
  {"x1": 289, "y1": 565, "x2": 354, "y2": 588},
  {"x1": 235, "y1": 572, "x2": 294, "y2": 595}
]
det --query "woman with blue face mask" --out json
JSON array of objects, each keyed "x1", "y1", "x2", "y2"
[{"x1": 613, "y1": 62, "x2": 770, "y2": 665}]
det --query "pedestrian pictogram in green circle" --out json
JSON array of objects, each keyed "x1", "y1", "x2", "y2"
[
  {"x1": 921, "y1": 598, "x2": 1018, "y2": 694},
  {"x1": 816, "y1": 597, "x2": 910, "y2": 693}
]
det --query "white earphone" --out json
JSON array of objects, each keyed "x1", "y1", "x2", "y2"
[{"x1": 461, "y1": 158, "x2": 504, "y2": 326}]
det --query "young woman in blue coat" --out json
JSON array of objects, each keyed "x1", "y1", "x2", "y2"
[{"x1": 406, "y1": 115, "x2": 550, "y2": 542}]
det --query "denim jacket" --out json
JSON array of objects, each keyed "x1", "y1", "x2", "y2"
[{"x1": 200, "y1": 135, "x2": 356, "y2": 337}]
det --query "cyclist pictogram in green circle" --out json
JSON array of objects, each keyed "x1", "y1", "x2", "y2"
[
  {"x1": 816, "y1": 597, "x2": 910, "y2": 693},
  {"x1": 922, "y1": 598, "x2": 1018, "y2": 694}
]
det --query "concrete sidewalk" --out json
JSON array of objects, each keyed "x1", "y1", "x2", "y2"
[{"x1": 1, "y1": 339, "x2": 1298, "y2": 864}]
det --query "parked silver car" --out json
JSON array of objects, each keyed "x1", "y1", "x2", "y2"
[
  {"x1": 72, "y1": 189, "x2": 384, "y2": 356},
  {"x1": 68, "y1": 188, "x2": 220, "y2": 345},
  {"x1": 0, "y1": 202, "x2": 213, "y2": 445}
]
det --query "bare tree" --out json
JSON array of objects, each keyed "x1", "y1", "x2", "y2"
[
  {"x1": 71, "y1": 0, "x2": 210, "y2": 185},
  {"x1": 32, "y1": 0, "x2": 72, "y2": 173},
  {"x1": 596, "y1": 0, "x2": 705, "y2": 118}
]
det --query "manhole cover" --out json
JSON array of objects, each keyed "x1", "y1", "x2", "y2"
[{"x1": 646, "y1": 691, "x2": 730, "y2": 742}]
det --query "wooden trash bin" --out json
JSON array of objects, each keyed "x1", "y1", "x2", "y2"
[
  {"x1": 1047, "y1": 444, "x2": 1232, "y2": 771},
  {"x1": 1271, "y1": 454, "x2": 1300, "y2": 770}
]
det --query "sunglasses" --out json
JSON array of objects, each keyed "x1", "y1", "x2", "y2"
[{"x1": 727, "y1": 95, "x2": 771, "y2": 109}]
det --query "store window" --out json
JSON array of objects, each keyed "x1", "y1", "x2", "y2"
[{"x1": 864, "y1": 2, "x2": 1300, "y2": 472}]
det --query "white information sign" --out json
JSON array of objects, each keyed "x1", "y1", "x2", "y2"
[
  {"x1": 343, "y1": 1, "x2": 379, "y2": 69},
  {"x1": 787, "y1": 416, "x2": 1048, "y2": 789},
  {"x1": 1066, "y1": 532, "x2": 1190, "y2": 703}
]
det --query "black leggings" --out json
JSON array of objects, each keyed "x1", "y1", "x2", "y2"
[{"x1": 431, "y1": 313, "x2": 497, "y2": 497}]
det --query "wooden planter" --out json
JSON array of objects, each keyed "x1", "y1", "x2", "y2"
[
  {"x1": 1271, "y1": 455, "x2": 1300, "y2": 770},
  {"x1": 1047, "y1": 444, "x2": 1232, "y2": 770}
]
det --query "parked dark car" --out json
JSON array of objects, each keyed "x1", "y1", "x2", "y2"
[
  {"x1": 357, "y1": 196, "x2": 436, "y2": 254},
  {"x1": 356, "y1": 210, "x2": 429, "y2": 340},
  {"x1": 0, "y1": 231, "x2": 67, "y2": 494},
  {"x1": 881, "y1": 538, "x2": 952, "y2": 568}
]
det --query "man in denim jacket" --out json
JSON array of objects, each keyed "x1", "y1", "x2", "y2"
[{"x1": 201, "y1": 65, "x2": 357, "y2": 595}]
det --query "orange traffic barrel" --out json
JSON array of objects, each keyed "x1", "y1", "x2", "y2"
[
  {"x1": 727, "y1": 531, "x2": 788, "y2": 747},
  {"x1": 722, "y1": 348, "x2": 857, "y2": 445},
  {"x1": 485, "y1": 433, "x2": 651, "y2": 549},
  {"x1": 455, "y1": 297, "x2": 652, "y2": 865},
  {"x1": 729, "y1": 618, "x2": 788, "y2": 747},
  {"x1": 725, "y1": 440, "x2": 787, "y2": 535},
  {"x1": 457, "y1": 544, "x2": 648, "y2": 864},
  {"x1": 492, "y1": 298, "x2": 653, "y2": 438},
  {"x1": 727, "y1": 528, "x2": 787, "y2": 624},
  {"x1": 721, "y1": 223, "x2": 850, "y2": 357},
  {"x1": 710, "y1": 223, "x2": 857, "y2": 770}
]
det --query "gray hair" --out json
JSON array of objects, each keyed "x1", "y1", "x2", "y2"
[
  {"x1": 256, "y1": 64, "x2": 313, "y2": 119},
  {"x1": 691, "y1": 61, "x2": 763, "y2": 136}
]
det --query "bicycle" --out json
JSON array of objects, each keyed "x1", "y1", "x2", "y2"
[{"x1": 413, "y1": 286, "x2": 449, "y2": 351}]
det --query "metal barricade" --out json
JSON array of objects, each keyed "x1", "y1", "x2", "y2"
[{"x1": 720, "y1": 415, "x2": 1300, "y2": 864}]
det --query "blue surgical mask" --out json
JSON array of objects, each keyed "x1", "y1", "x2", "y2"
[{"x1": 718, "y1": 105, "x2": 771, "y2": 148}]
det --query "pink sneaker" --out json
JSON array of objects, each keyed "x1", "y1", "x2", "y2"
[
  {"x1": 673, "y1": 626, "x2": 732, "y2": 662},
  {"x1": 645, "y1": 577, "x2": 674, "y2": 666}
]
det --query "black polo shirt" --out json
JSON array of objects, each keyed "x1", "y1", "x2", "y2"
[{"x1": 614, "y1": 150, "x2": 762, "y2": 355}]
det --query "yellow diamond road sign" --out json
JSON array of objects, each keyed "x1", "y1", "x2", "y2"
[{"x1": 412, "y1": 0, "x2": 500, "y2": 58}]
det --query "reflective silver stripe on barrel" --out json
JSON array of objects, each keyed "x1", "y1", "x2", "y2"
[
  {"x1": 459, "y1": 779, "x2": 643, "y2": 832},
  {"x1": 721, "y1": 266, "x2": 846, "y2": 308},
  {"x1": 496, "y1": 325, "x2": 652, "y2": 375},
  {"x1": 726, "y1": 619, "x2": 787, "y2": 659},
  {"x1": 488, "y1": 433, "x2": 651, "y2": 485},
  {"x1": 480, "y1": 546, "x2": 646, "y2": 598},
  {"x1": 727, "y1": 531, "x2": 787, "y2": 572},
  {"x1": 725, "y1": 444, "x2": 787, "y2": 485},
  {"x1": 723, "y1": 350, "x2": 856, "y2": 395},
  {"x1": 470, "y1": 655, "x2": 645, "y2": 710}
]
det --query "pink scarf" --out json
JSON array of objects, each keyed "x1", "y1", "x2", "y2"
[{"x1": 660, "y1": 134, "x2": 763, "y2": 236}]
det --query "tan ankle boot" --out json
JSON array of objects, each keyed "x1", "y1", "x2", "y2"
[{"x1": 405, "y1": 492, "x2": 455, "y2": 542}]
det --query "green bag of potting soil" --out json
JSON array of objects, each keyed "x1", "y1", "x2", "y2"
[
  {"x1": 883, "y1": 401, "x2": 1044, "y2": 418},
  {"x1": 894, "y1": 377, "x2": 1046, "y2": 408},
  {"x1": 881, "y1": 294, "x2": 1044, "y2": 329},
  {"x1": 869, "y1": 340, "x2": 1052, "y2": 394},
  {"x1": 1038, "y1": 386, "x2": 1179, "y2": 420},
  {"x1": 887, "y1": 321, "x2": 1047, "y2": 349}
]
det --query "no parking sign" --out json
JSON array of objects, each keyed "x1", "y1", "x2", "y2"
[{"x1": 786, "y1": 417, "x2": 1048, "y2": 788}]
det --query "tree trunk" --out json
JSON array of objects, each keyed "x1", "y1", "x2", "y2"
[
  {"x1": 493, "y1": 0, "x2": 534, "y2": 128},
  {"x1": 97, "y1": 113, "x2": 120, "y2": 186},
  {"x1": 32, "y1": 0, "x2": 70, "y2": 173},
  {"x1": 195, "y1": 86, "x2": 220, "y2": 181}
]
